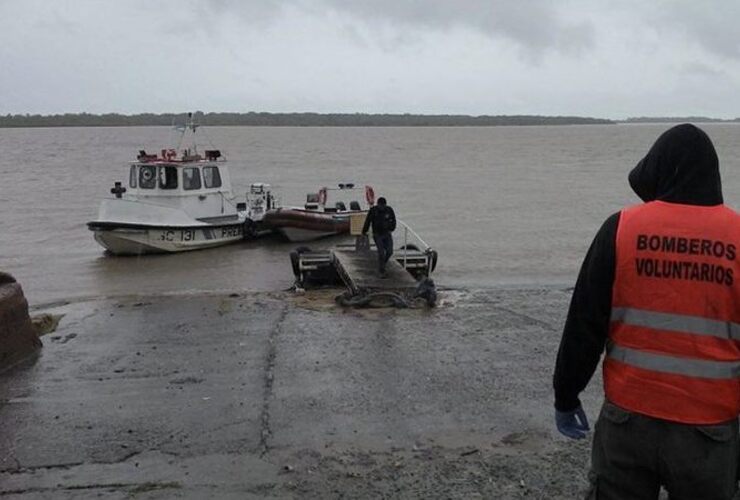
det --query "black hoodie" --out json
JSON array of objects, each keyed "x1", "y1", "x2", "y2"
[{"x1": 553, "y1": 124, "x2": 724, "y2": 412}]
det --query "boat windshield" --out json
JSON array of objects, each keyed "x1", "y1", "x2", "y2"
[
  {"x1": 203, "y1": 166, "x2": 222, "y2": 189},
  {"x1": 158, "y1": 166, "x2": 178, "y2": 190},
  {"x1": 183, "y1": 167, "x2": 201, "y2": 190},
  {"x1": 139, "y1": 165, "x2": 157, "y2": 189}
]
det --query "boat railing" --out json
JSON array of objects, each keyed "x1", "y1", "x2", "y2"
[
  {"x1": 396, "y1": 219, "x2": 436, "y2": 275},
  {"x1": 345, "y1": 213, "x2": 437, "y2": 277}
]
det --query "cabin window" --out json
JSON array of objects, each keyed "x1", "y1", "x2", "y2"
[
  {"x1": 158, "y1": 166, "x2": 178, "y2": 189},
  {"x1": 183, "y1": 167, "x2": 202, "y2": 190},
  {"x1": 203, "y1": 166, "x2": 222, "y2": 189},
  {"x1": 129, "y1": 165, "x2": 137, "y2": 188},
  {"x1": 139, "y1": 165, "x2": 157, "y2": 189}
]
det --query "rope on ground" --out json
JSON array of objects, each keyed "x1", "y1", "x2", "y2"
[
  {"x1": 335, "y1": 291, "x2": 411, "y2": 308},
  {"x1": 335, "y1": 278, "x2": 438, "y2": 309}
]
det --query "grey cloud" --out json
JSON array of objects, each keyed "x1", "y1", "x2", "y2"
[
  {"x1": 657, "y1": 2, "x2": 740, "y2": 60},
  {"x1": 201, "y1": 0, "x2": 595, "y2": 57},
  {"x1": 3, "y1": 0, "x2": 740, "y2": 117},
  {"x1": 318, "y1": 0, "x2": 595, "y2": 57},
  {"x1": 680, "y1": 61, "x2": 727, "y2": 79},
  {"x1": 199, "y1": 0, "x2": 285, "y2": 22},
  {"x1": 684, "y1": 19, "x2": 740, "y2": 60},
  {"x1": 162, "y1": 0, "x2": 287, "y2": 34}
]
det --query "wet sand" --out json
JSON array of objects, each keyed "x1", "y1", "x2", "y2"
[{"x1": 0, "y1": 288, "x2": 603, "y2": 499}]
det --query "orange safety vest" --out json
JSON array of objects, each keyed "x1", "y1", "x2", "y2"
[{"x1": 605, "y1": 200, "x2": 740, "y2": 424}]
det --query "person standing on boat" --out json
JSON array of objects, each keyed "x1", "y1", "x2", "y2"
[
  {"x1": 553, "y1": 124, "x2": 740, "y2": 499},
  {"x1": 362, "y1": 197, "x2": 396, "y2": 277}
]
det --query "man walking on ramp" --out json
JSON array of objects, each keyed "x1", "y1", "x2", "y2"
[
  {"x1": 362, "y1": 196, "x2": 396, "y2": 277},
  {"x1": 553, "y1": 124, "x2": 740, "y2": 499}
]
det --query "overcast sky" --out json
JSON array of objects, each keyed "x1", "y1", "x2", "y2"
[{"x1": 2, "y1": 0, "x2": 740, "y2": 118}]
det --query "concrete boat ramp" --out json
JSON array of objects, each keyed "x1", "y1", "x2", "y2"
[{"x1": 0, "y1": 288, "x2": 602, "y2": 499}]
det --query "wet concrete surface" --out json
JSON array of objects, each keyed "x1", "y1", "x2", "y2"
[{"x1": 0, "y1": 287, "x2": 603, "y2": 498}]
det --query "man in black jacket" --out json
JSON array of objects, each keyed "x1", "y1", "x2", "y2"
[
  {"x1": 553, "y1": 124, "x2": 740, "y2": 499},
  {"x1": 362, "y1": 197, "x2": 396, "y2": 277}
]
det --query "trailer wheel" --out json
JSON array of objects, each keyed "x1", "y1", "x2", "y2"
[
  {"x1": 290, "y1": 246, "x2": 312, "y2": 277},
  {"x1": 427, "y1": 249, "x2": 438, "y2": 273},
  {"x1": 290, "y1": 251, "x2": 301, "y2": 277}
]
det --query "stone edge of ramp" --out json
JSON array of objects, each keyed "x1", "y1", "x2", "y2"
[{"x1": 0, "y1": 272, "x2": 41, "y2": 373}]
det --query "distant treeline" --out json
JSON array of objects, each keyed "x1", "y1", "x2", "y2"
[
  {"x1": 625, "y1": 116, "x2": 740, "y2": 123},
  {"x1": 0, "y1": 112, "x2": 615, "y2": 128}
]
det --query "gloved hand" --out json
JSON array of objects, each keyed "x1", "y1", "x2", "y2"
[{"x1": 555, "y1": 405, "x2": 590, "y2": 439}]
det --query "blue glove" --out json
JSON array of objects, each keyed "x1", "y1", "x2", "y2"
[{"x1": 555, "y1": 405, "x2": 590, "y2": 439}]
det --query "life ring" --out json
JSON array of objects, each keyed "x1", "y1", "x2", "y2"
[
  {"x1": 365, "y1": 185, "x2": 375, "y2": 206},
  {"x1": 318, "y1": 188, "x2": 327, "y2": 205},
  {"x1": 141, "y1": 167, "x2": 154, "y2": 182}
]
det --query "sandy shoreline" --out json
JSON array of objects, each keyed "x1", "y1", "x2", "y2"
[{"x1": 0, "y1": 288, "x2": 602, "y2": 499}]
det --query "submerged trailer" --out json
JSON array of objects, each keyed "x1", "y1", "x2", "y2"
[{"x1": 290, "y1": 216, "x2": 438, "y2": 307}]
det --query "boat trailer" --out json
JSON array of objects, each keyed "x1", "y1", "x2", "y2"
[{"x1": 290, "y1": 219, "x2": 438, "y2": 307}]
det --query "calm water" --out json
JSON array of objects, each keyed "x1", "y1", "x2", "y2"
[{"x1": 3, "y1": 124, "x2": 740, "y2": 305}]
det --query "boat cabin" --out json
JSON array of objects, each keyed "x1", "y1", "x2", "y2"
[
  {"x1": 127, "y1": 149, "x2": 229, "y2": 193},
  {"x1": 128, "y1": 162, "x2": 228, "y2": 193},
  {"x1": 116, "y1": 149, "x2": 238, "y2": 220}
]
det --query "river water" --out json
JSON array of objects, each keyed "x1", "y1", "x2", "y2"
[{"x1": 2, "y1": 124, "x2": 740, "y2": 305}]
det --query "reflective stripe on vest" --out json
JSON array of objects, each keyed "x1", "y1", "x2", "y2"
[
  {"x1": 605, "y1": 201, "x2": 740, "y2": 424},
  {"x1": 607, "y1": 340, "x2": 740, "y2": 379},
  {"x1": 611, "y1": 307, "x2": 740, "y2": 342}
]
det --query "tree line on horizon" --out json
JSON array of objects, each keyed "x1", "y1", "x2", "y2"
[
  {"x1": 0, "y1": 112, "x2": 616, "y2": 128},
  {"x1": 2, "y1": 112, "x2": 737, "y2": 128},
  {"x1": 623, "y1": 116, "x2": 740, "y2": 123}
]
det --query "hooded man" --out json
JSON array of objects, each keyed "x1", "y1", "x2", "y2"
[
  {"x1": 553, "y1": 124, "x2": 740, "y2": 499},
  {"x1": 362, "y1": 197, "x2": 396, "y2": 277}
]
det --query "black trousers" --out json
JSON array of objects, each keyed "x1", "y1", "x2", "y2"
[
  {"x1": 373, "y1": 232, "x2": 393, "y2": 272},
  {"x1": 587, "y1": 400, "x2": 740, "y2": 500}
]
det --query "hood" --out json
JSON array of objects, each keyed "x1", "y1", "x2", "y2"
[{"x1": 628, "y1": 123, "x2": 722, "y2": 206}]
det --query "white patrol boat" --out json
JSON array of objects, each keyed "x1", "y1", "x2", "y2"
[{"x1": 88, "y1": 117, "x2": 276, "y2": 255}]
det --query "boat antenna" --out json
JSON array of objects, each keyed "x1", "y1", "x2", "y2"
[
  {"x1": 172, "y1": 112, "x2": 223, "y2": 160},
  {"x1": 197, "y1": 122, "x2": 223, "y2": 159},
  {"x1": 188, "y1": 112, "x2": 199, "y2": 154},
  {"x1": 174, "y1": 112, "x2": 198, "y2": 152}
]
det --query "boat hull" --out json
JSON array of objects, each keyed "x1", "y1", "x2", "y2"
[
  {"x1": 263, "y1": 208, "x2": 362, "y2": 242},
  {"x1": 88, "y1": 222, "x2": 245, "y2": 255},
  {"x1": 278, "y1": 227, "x2": 339, "y2": 243}
]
